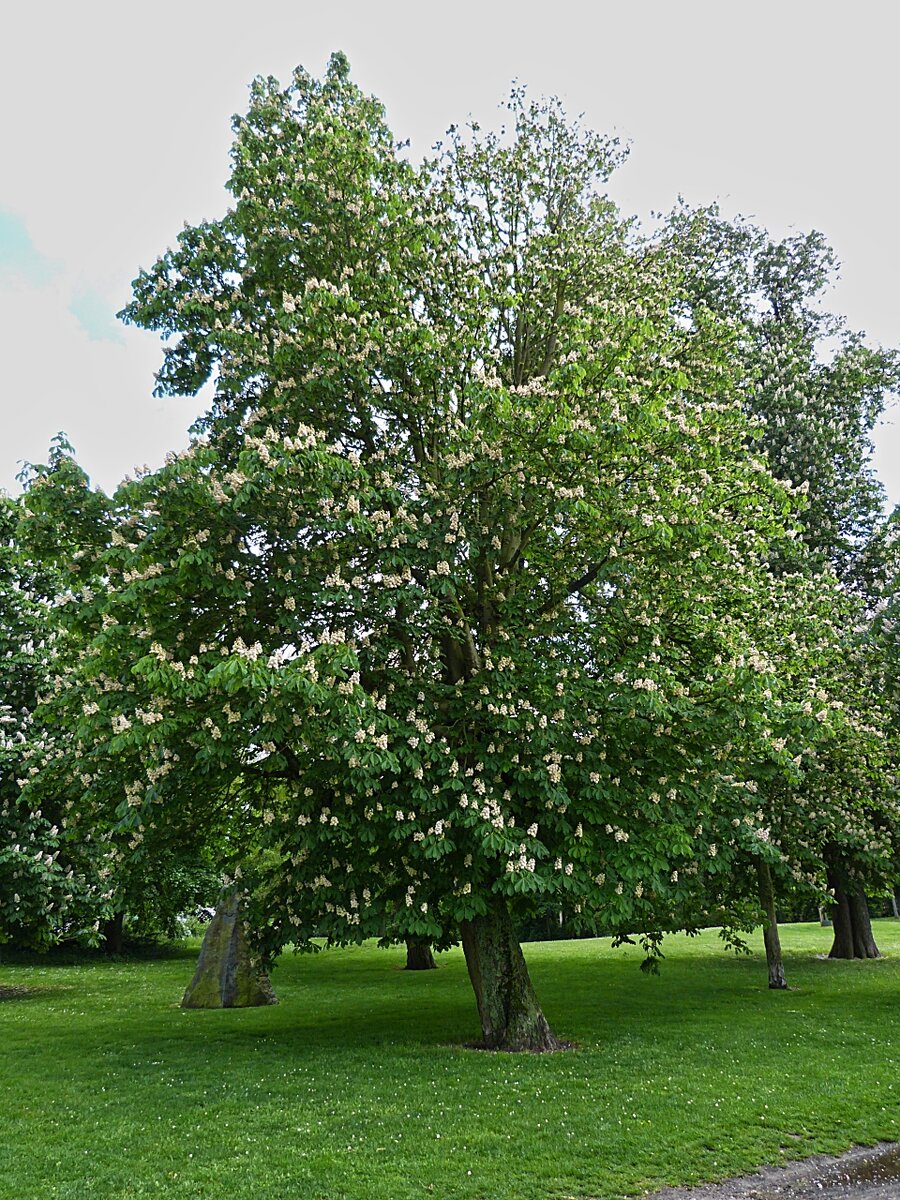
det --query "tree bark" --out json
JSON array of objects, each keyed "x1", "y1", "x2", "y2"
[
  {"x1": 101, "y1": 911, "x2": 124, "y2": 955},
  {"x1": 827, "y1": 869, "x2": 881, "y2": 960},
  {"x1": 828, "y1": 880, "x2": 856, "y2": 959},
  {"x1": 756, "y1": 861, "x2": 787, "y2": 989},
  {"x1": 459, "y1": 896, "x2": 565, "y2": 1052},
  {"x1": 181, "y1": 888, "x2": 277, "y2": 1007},
  {"x1": 404, "y1": 936, "x2": 437, "y2": 970},
  {"x1": 848, "y1": 891, "x2": 880, "y2": 958}
]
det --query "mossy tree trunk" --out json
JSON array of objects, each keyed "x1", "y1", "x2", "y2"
[
  {"x1": 404, "y1": 936, "x2": 437, "y2": 970},
  {"x1": 181, "y1": 888, "x2": 277, "y2": 1008},
  {"x1": 459, "y1": 896, "x2": 564, "y2": 1052},
  {"x1": 756, "y1": 860, "x2": 787, "y2": 989}
]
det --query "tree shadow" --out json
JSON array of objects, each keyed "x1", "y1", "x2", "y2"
[{"x1": 0, "y1": 984, "x2": 60, "y2": 1002}]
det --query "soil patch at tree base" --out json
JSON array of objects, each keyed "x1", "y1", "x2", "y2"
[
  {"x1": 0, "y1": 985, "x2": 54, "y2": 1001},
  {"x1": 461, "y1": 1038, "x2": 578, "y2": 1053}
]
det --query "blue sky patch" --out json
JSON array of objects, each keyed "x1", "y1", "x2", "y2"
[
  {"x1": 69, "y1": 286, "x2": 126, "y2": 345},
  {"x1": 0, "y1": 210, "x2": 57, "y2": 285}
]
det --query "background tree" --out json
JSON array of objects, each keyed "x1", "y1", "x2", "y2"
[
  {"x1": 663, "y1": 205, "x2": 900, "y2": 966},
  {"x1": 0, "y1": 485, "x2": 101, "y2": 951},
  {"x1": 16, "y1": 444, "x2": 222, "y2": 952},
  {"x1": 662, "y1": 205, "x2": 899, "y2": 591}
]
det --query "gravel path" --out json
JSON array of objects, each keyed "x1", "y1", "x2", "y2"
[{"x1": 647, "y1": 1143, "x2": 900, "y2": 1199}]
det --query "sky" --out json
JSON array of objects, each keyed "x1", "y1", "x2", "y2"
[{"x1": 2, "y1": 1, "x2": 899, "y2": 502}]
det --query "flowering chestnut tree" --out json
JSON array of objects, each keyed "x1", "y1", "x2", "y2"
[
  {"x1": 661, "y1": 205, "x2": 900, "y2": 968},
  {"x1": 7, "y1": 438, "x2": 231, "y2": 955},
  {"x1": 0, "y1": 487, "x2": 102, "y2": 950},
  {"x1": 24, "y1": 56, "x2": 830, "y2": 1048},
  {"x1": 662, "y1": 205, "x2": 900, "y2": 591}
]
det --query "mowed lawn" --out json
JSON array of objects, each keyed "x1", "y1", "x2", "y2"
[{"x1": 1, "y1": 922, "x2": 898, "y2": 1200}]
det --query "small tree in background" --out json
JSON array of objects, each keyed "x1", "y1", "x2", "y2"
[
  {"x1": 0, "y1": 482, "x2": 102, "y2": 951},
  {"x1": 662, "y1": 205, "x2": 900, "y2": 970},
  {"x1": 13, "y1": 444, "x2": 223, "y2": 953}
]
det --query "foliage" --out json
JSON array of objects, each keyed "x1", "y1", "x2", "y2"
[
  {"x1": 662, "y1": 204, "x2": 900, "y2": 593},
  {"x1": 0, "y1": 483, "x2": 101, "y2": 949},
  {"x1": 18, "y1": 58, "x2": 857, "y2": 1011},
  {"x1": 661, "y1": 205, "x2": 900, "y2": 921},
  {"x1": 9, "y1": 441, "x2": 222, "y2": 950}
]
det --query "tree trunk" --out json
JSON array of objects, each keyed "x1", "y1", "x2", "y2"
[
  {"x1": 756, "y1": 861, "x2": 787, "y2": 989},
  {"x1": 459, "y1": 896, "x2": 565, "y2": 1052},
  {"x1": 890, "y1": 891, "x2": 899, "y2": 919},
  {"x1": 404, "y1": 936, "x2": 437, "y2": 970},
  {"x1": 828, "y1": 880, "x2": 856, "y2": 958},
  {"x1": 181, "y1": 888, "x2": 277, "y2": 1008},
  {"x1": 828, "y1": 871, "x2": 880, "y2": 959},
  {"x1": 848, "y1": 891, "x2": 880, "y2": 958},
  {"x1": 101, "y1": 911, "x2": 124, "y2": 955}
]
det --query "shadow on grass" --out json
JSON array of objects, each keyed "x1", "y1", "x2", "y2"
[
  {"x1": 0, "y1": 984, "x2": 63, "y2": 1002},
  {"x1": 0, "y1": 940, "x2": 200, "y2": 968}
]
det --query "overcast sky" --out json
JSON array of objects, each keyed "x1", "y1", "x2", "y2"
[{"x1": 2, "y1": 1, "x2": 899, "y2": 503}]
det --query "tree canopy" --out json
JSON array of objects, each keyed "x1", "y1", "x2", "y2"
[
  {"x1": 0, "y1": 473, "x2": 102, "y2": 951},
  {"x1": 16, "y1": 54, "x2": 899, "y2": 1043}
]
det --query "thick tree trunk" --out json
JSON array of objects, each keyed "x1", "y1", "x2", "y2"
[
  {"x1": 181, "y1": 888, "x2": 277, "y2": 1008},
  {"x1": 101, "y1": 911, "x2": 124, "y2": 955},
  {"x1": 459, "y1": 896, "x2": 565, "y2": 1052},
  {"x1": 848, "y1": 891, "x2": 880, "y2": 958},
  {"x1": 827, "y1": 870, "x2": 880, "y2": 960},
  {"x1": 828, "y1": 881, "x2": 856, "y2": 959},
  {"x1": 404, "y1": 936, "x2": 437, "y2": 970},
  {"x1": 756, "y1": 861, "x2": 787, "y2": 989}
]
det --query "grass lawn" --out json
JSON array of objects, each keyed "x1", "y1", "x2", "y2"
[{"x1": 1, "y1": 921, "x2": 898, "y2": 1200}]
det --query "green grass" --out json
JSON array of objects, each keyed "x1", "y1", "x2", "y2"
[{"x1": 1, "y1": 922, "x2": 898, "y2": 1200}]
